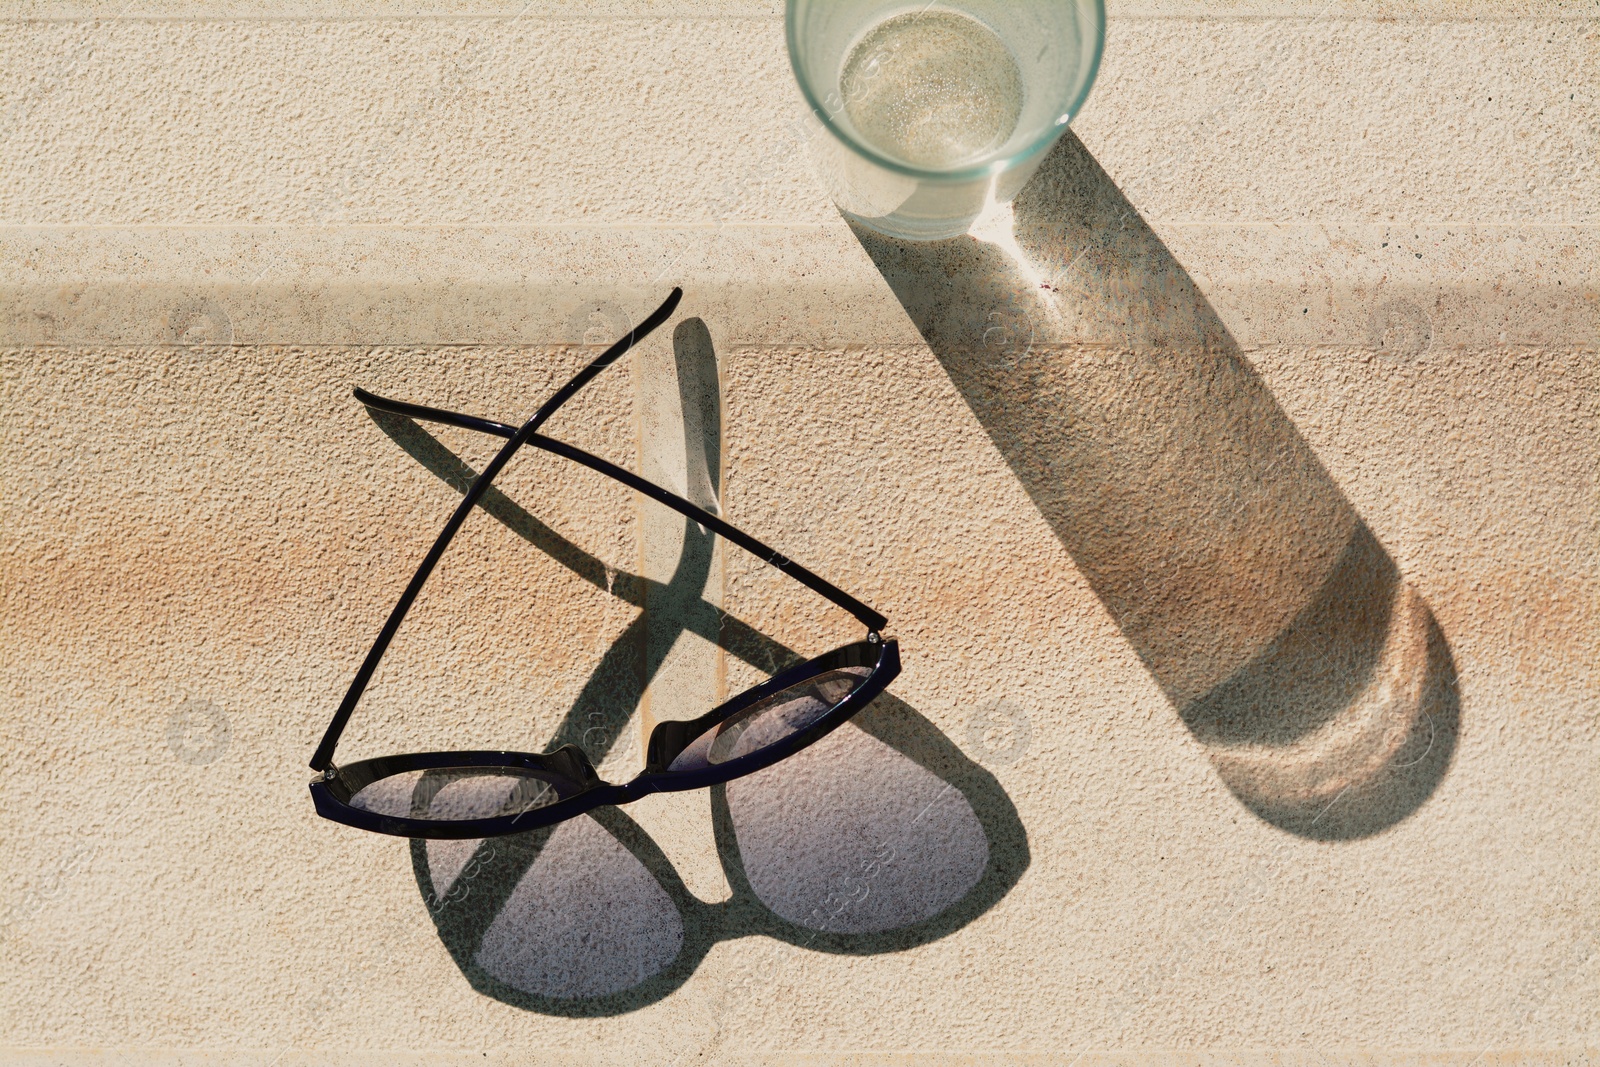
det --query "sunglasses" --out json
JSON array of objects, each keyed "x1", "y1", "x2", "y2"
[{"x1": 310, "y1": 288, "x2": 901, "y2": 839}]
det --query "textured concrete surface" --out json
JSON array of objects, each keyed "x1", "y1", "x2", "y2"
[{"x1": 1, "y1": 0, "x2": 1597, "y2": 1062}]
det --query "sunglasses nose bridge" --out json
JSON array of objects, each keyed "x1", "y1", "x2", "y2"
[
  {"x1": 542, "y1": 743, "x2": 605, "y2": 790},
  {"x1": 621, "y1": 770, "x2": 666, "y2": 804}
]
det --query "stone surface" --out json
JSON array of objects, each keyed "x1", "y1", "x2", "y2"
[{"x1": 0, "y1": 0, "x2": 1596, "y2": 1062}]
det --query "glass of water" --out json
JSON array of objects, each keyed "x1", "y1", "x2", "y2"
[{"x1": 787, "y1": 0, "x2": 1105, "y2": 241}]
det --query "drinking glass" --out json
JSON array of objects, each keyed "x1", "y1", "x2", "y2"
[{"x1": 787, "y1": 0, "x2": 1105, "y2": 241}]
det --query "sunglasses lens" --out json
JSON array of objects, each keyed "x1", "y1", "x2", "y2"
[
  {"x1": 668, "y1": 666, "x2": 873, "y2": 773},
  {"x1": 348, "y1": 766, "x2": 566, "y2": 822}
]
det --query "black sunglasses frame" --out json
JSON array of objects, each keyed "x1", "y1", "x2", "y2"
[
  {"x1": 310, "y1": 288, "x2": 900, "y2": 838},
  {"x1": 311, "y1": 637, "x2": 899, "y2": 839}
]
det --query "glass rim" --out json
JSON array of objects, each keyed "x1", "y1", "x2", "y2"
[{"x1": 785, "y1": 0, "x2": 1107, "y2": 185}]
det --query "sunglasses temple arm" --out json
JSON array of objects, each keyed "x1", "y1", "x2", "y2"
[
  {"x1": 529, "y1": 287, "x2": 683, "y2": 427},
  {"x1": 352, "y1": 391, "x2": 890, "y2": 635},
  {"x1": 353, "y1": 386, "x2": 519, "y2": 439},
  {"x1": 536, "y1": 435, "x2": 887, "y2": 633},
  {"x1": 310, "y1": 288, "x2": 682, "y2": 773}
]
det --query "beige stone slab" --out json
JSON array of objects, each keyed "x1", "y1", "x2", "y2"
[
  {"x1": 1, "y1": 14, "x2": 1594, "y2": 225},
  {"x1": 5, "y1": 1, "x2": 1598, "y2": 18},
  {"x1": 1, "y1": 222, "x2": 1593, "y2": 348},
  {"x1": 0, "y1": 1052, "x2": 1597, "y2": 1066},
  {"x1": 1, "y1": 341, "x2": 1594, "y2": 1050},
  {"x1": 1, "y1": 0, "x2": 1596, "y2": 1058}
]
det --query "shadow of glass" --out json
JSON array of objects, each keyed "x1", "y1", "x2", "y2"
[
  {"x1": 848, "y1": 131, "x2": 1458, "y2": 840},
  {"x1": 358, "y1": 320, "x2": 1027, "y2": 1014}
]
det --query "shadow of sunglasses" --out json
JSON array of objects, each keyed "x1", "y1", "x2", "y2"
[{"x1": 411, "y1": 687, "x2": 1027, "y2": 1017}]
